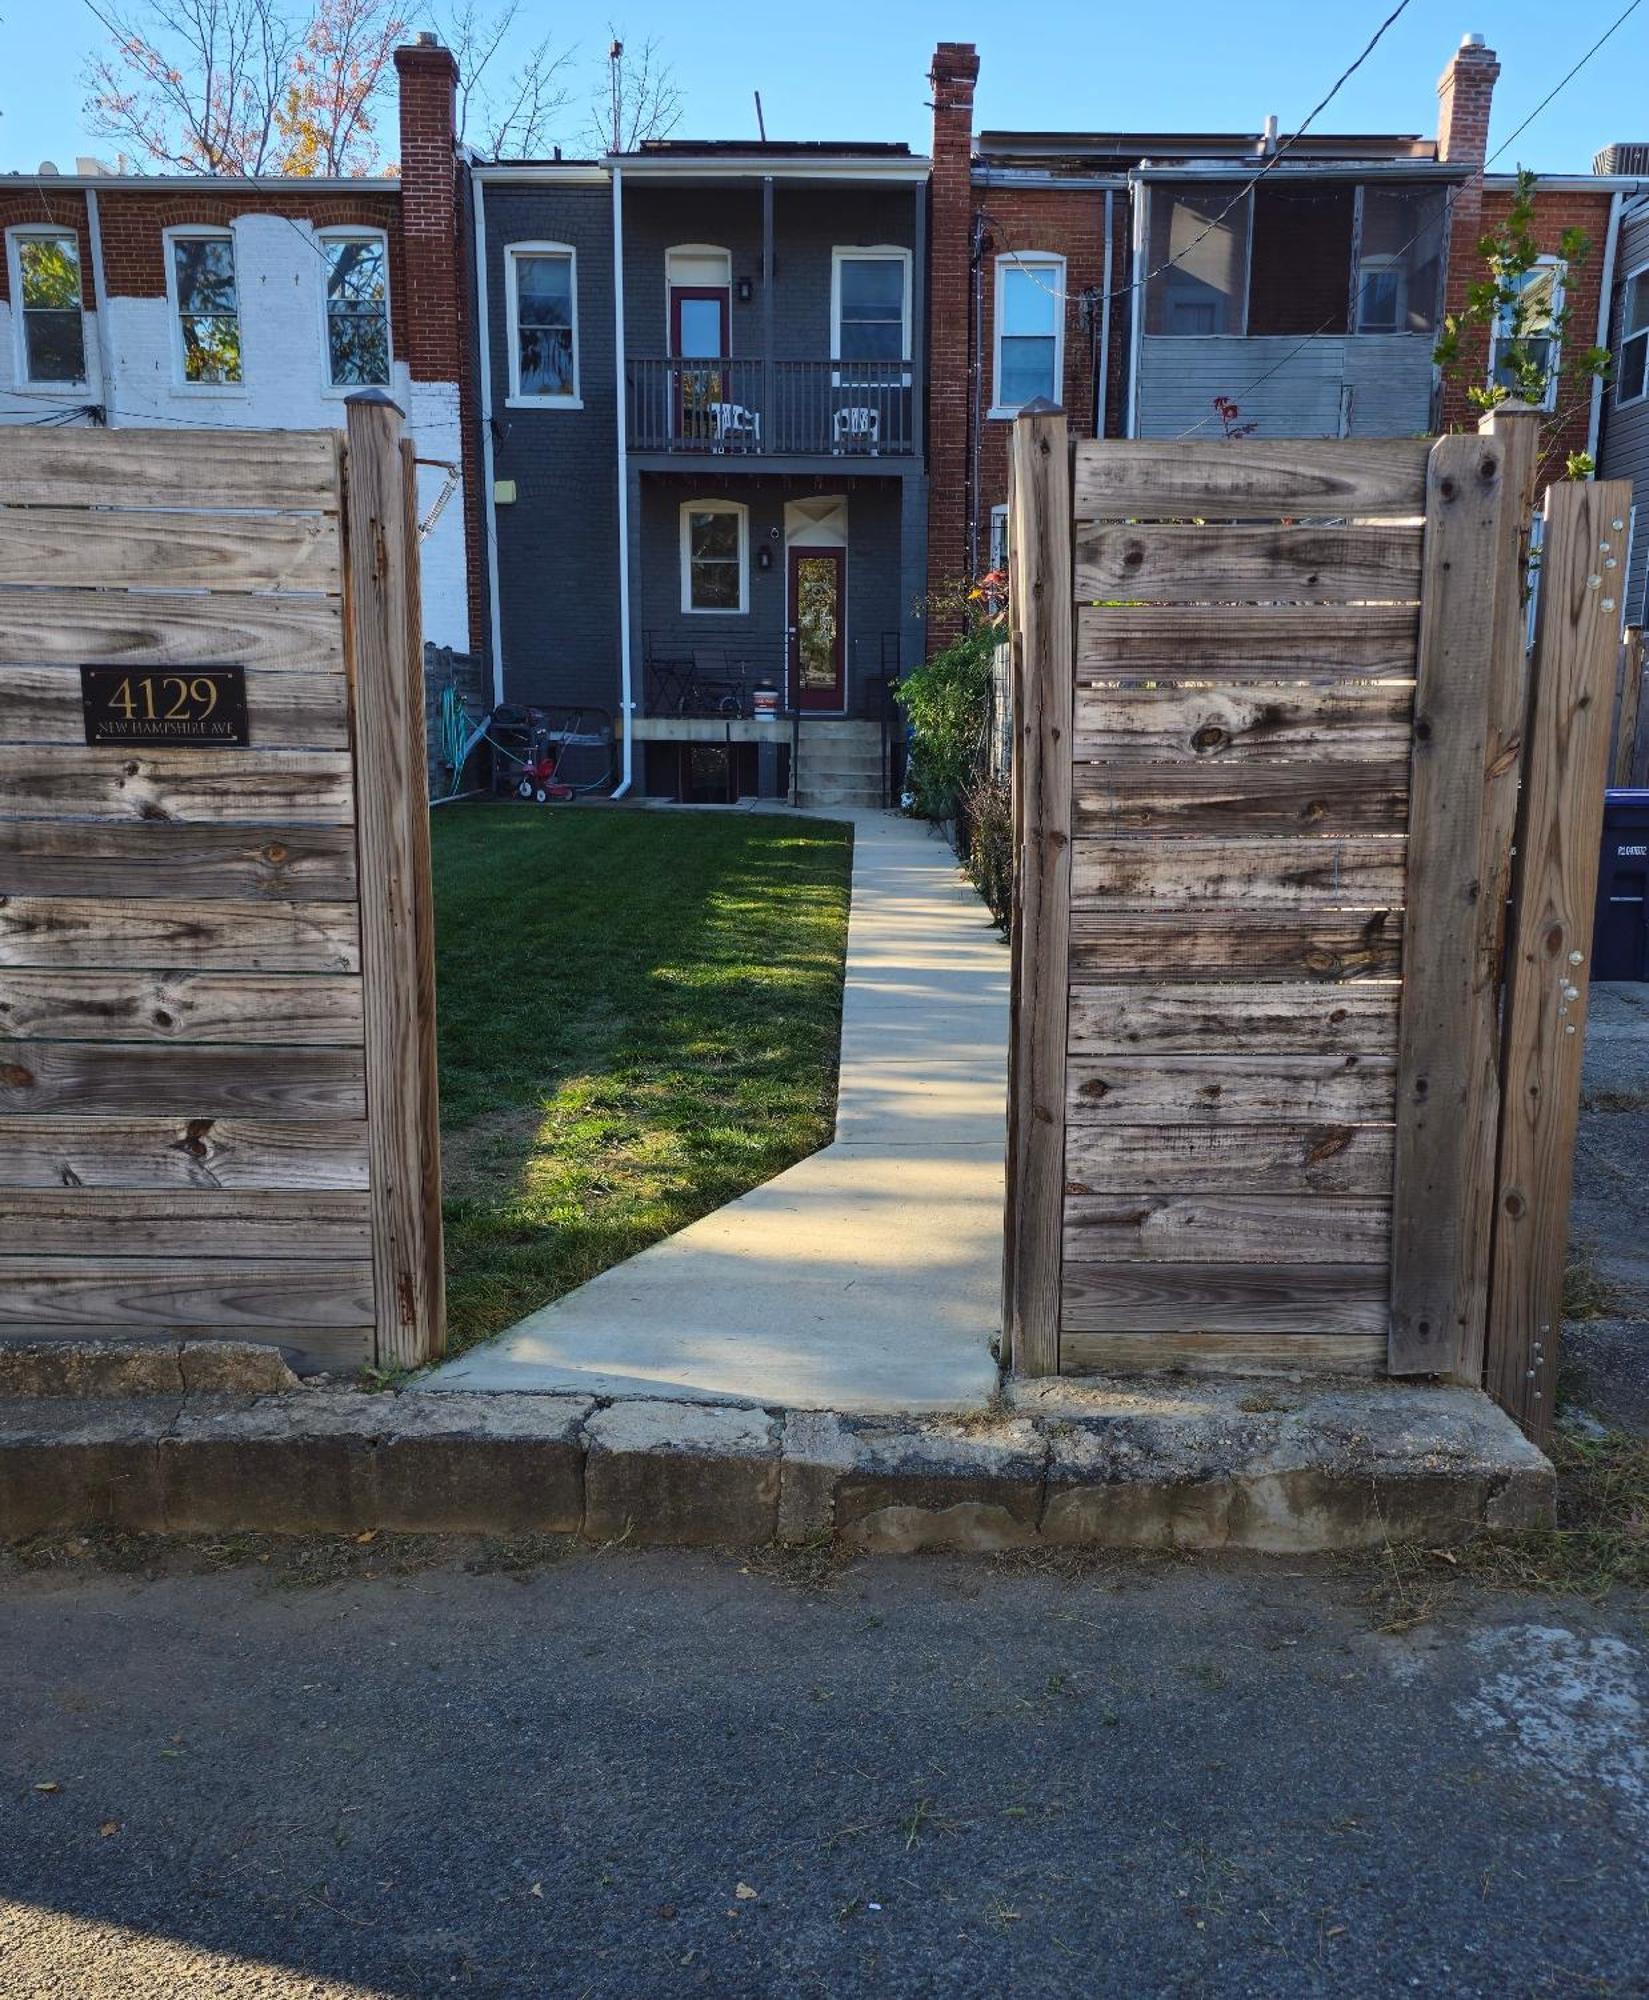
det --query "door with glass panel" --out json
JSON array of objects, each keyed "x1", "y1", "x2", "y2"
[
  {"x1": 671, "y1": 286, "x2": 728, "y2": 445},
  {"x1": 788, "y1": 547, "x2": 846, "y2": 712}
]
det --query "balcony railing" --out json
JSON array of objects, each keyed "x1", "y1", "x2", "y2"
[{"x1": 628, "y1": 358, "x2": 916, "y2": 457}]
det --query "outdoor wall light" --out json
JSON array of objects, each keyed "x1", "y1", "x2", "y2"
[
  {"x1": 757, "y1": 545, "x2": 773, "y2": 572},
  {"x1": 737, "y1": 276, "x2": 754, "y2": 303}
]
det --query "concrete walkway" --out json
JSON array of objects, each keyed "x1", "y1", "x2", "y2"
[{"x1": 420, "y1": 809, "x2": 1007, "y2": 1412}]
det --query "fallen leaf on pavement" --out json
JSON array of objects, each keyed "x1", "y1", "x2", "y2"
[
  {"x1": 32, "y1": 1782, "x2": 60, "y2": 1795},
  {"x1": 735, "y1": 1883, "x2": 758, "y2": 1900}
]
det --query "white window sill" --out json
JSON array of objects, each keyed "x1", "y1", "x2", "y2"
[
  {"x1": 173, "y1": 382, "x2": 250, "y2": 396},
  {"x1": 6, "y1": 380, "x2": 91, "y2": 397},
  {"x1": 322, "y1": 380, "x2": 393, "y2": 400},
  {"x1": 680, "y1": 607, "x2": 750, "y2": 618},
  {"x1": 987, "y1": 405, "x2": 1039, "y2": 421},
  {"x1": 507, "y1": 395, "x2": 583, "y2": 411}
]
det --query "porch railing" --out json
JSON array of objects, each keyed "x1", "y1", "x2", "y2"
[{"x1": 628, "y1": 359, "x2": 916, "y2": 457}]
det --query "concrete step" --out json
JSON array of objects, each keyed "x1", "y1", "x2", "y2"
[
  {"x1": 798, "y1": 785, "x2": 884, "y2": 808},
  {"x1": 797, "y1": 749, "x2": 886, "y2": 775}
]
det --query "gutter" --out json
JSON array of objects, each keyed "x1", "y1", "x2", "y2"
[
  {"x1": 470, "y1": 171, "x2": 507, "y2": 709},
  {"x1": 83, "y1": 188, "x2": 116, "y2": 423},
  {"x1": 1589, "y1": 191, "x2": 1624, "y2": 470},
  {"x1": 1095, "y1": 187, "x2": 1112, "y2": 437},
  {"x1": 612, "y1": 165, "x2": 634, "y2": 799}
]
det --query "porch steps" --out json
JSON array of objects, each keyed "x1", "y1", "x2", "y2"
[{"x1": 794, "y1": 719, "x2": 886, "y2": 809}]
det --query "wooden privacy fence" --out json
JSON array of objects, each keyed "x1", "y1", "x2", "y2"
[
  {"x1": 1004, "y1": 401, "x2": 1627, "y2": 1438},
  {"x1": 0, "y1": 397, "x2": 443, "y2": 1373}
]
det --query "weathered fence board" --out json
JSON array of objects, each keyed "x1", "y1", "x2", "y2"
[
  {"x1": 1002, "y1": 406, "x2": 1074, "y2": 1379},
  {"x1": 1387, "y1": 416, "x2": 1538, "y2": 1379},
  {"x1": 1074, "y1": 523, "x2": 1424, "y2": 604},
  {"x1": 1072, "y1": 836, "x2": 1406, "y2": 906},
  {"x1": 1070, "y1": 436, "x2": 1431, "y2": 520},
  {"x1": 0, "y1": 588, "x2": 344, "y2": 669},
  {"x1": 0, "y1": 1190, "x2": 373, "y2": 1258},
  {"x1": 1074, "y1": 763, "x2": 1409, "y2": 836},
  {"x1": 1064, "y1": 1122, "x2": 1394, "y2": 1196},
  {"x1": 1062, "y1": 1193, "x2": 1391, "y2": 1263},
  {"x1": 0, "y1": 970, "x2": 364, "y2": 1044},
  {"x1": 1069, "y1": 909, "x2": 1402, "y2": 983},
  {"x1": 0, "y1": 507, "x2": 340, "y2": 592},
  {"x1": 1062, "y1": 1262, "x2": 1389, "y2": 1335},
  {"x1": 0, "y1": 822, "x2": 359, "y2": 901},
  {"x1": 1074, "y1": 684, "x2": 1414, "y2": 766},
  {"x1": 0, "y1": 1042, "x2": 366, "y2": 1118},
  {"x1": 1066, "y1": 1053, "x2": 1397, "y2": 1125},
  {"x1": 0, "y1": 414, "x2": 443, "y2": 1372},
  {"x1": 0, "y1": 1117, "x2": 371, "y2": 1188},
  {"x1": 0, "y1": 749, "x2": 355, "y2": 824},
  {"x1": 1485, "y1": 480, "x2": 1633, "y2": 1439},
  {"x1": 1060, "y1": 1330, "x2": 1386, "y2": 1375},
  {"x1": 0, "y1": 897, "x2": 360, "y2": 972},
  {"x1": 0, "y1": 427, "x2": 340, "y2": 510},
  {"x1": 1066, "y1": 983, "x2": 1399, "y2": 1056},
  {"x1": 1076, "y1": 603, "x2": 1421, "y2": 679}
]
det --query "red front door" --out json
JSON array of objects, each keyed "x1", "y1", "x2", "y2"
[
  {"x1": 670, "y1": 286, "x2": 729, "y2": 444},
  {"x1": 788, "y1": 546, "x2": 846, "y2": 712}
]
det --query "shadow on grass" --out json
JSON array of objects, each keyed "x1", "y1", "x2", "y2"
[{"x1": 432, "y1": 805, "x2": 852, "y2": 1354}]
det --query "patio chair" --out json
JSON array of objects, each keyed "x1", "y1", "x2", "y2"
[
  {"x1": 709, "y1": 402, "x2": 762, "y2": 452},
  {"x1": 832, "y1": 406, "x2": 880, "y2": 455}
]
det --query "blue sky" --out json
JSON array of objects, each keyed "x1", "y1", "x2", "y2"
[{"x1": 1, "y1": 0, "x2": 1643, "y2": 173}]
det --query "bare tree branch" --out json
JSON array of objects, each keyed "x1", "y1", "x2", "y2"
[
  {"x1": 588, "y1": 25, "x2": 681, "y2": 154},
  {"x1": 439, "y1": 0, "x2": 573, "y2": 159}
]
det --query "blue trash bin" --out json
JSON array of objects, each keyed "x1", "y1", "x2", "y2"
[{"x1": 1592, "y1": 789, "x2": 1649, "y2": 981}]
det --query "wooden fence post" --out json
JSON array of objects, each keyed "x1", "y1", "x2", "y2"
[
  {"x1": 1485, "y1": 479, "x2": 1632, "y2": 1439},
  {"x1": 343, "y1": 392, "x2": 446, "y2": 1368},
  {"x1": 1004, "y1": 401, "x2": 1073, "y2": 1378},
  {"x1": 1612, "y1": 626, "x2": 1645, "y2": 789},
  {"x1": 1389, "y1": 409, "x2": 1539, "y2": 1378}
]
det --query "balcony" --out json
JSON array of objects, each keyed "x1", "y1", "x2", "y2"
[{"x1": 627, "y1": 358, "x2": 916, "y2": 460}]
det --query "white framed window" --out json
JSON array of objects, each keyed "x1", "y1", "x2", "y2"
[
  {"x1": 507, "y1": 243, "x2": 579, "y2": 406},
  {"x1": 165, "y1": 228, "x2": 242, "y2": 387},
  {"x1": 6, "y1": 227, "x2": 87, "y2": 387},
  {"x1": 831, "y1": 247, "x2": 911, "y2": 378},
  {"x1": 1617, "y1": 264, "x2": 1649, "y2": 408},
  {"x1": 992, "y1": 253, "x2": 1064, "y2": 416},
  {"x1": 680, "y1": 499, "x2": 748, "y2": 614},
  {"x1": 1489, "y1": 257, "x2": 1565, "y2": 413},
  {"x1": 988, "y1": 504, "x2": 1009, "y2": 573},
  {"x1": 320, "y1": 228, "x2": 391, "y2": 389}
]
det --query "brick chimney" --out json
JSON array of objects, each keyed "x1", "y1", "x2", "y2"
[
  {"x1": 394, "y1": 33, "x2": 462, "y2": 387},
  {"x1": 1436, "y1": 31, "x2": 1500, "y2": 168},
  {"x1": 926, "y1": 41, "x2": 980, "y2": 651},
  {"x1": 1435, "y1": 34, "x2": 1500, "y2": 433}
]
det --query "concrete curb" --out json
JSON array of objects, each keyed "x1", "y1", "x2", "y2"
[{"x1": 0, "y1": 1376, "x2": 1554, "y2": 1553}]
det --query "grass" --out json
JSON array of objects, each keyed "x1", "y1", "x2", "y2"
[{"x1": 432, "y1": 805, "x2": 852, "y2": 1355}]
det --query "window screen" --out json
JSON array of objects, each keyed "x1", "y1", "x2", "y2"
[
  {"x1": 1144, "y1": 184, "x2": 1250, "y2": 336},
  {"x1": 172, "y1": 235, "x2": 241, "y2": 384},
  {"x1": 514, "y1": 252, "x2": 575, "y2": 397},
  {"x1": 1248, "y1": 184, "x2": 1354, "y2": 337},
  {"x1": 1356, "y1": 186, "x2": 1446, "y2": 333}
]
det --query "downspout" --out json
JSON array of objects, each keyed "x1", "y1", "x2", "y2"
[
  {"x1": 1125, "y1": 173, "x2": 1146, "y2": 438},
  {"x1": 1095, "y1": 186, "x2": 1113, "y2": 437},
  {"x1": 84, "y1": 188, "x2": 116, "y2": 423},
  {"x1": 1588, "y1": 190, "x2": 1623, "y2": 471},
  {"x1": 967, "y1": 210, "x2": 984, "y2": 581},
  {"x1": 470, "y1": 171, "x2": 507, "y2": 708},
  {"x1": 611, "y1": 164, "x2": 634, "y2": 799}
]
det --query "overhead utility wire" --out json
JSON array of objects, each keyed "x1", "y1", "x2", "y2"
[{"x1": 1171, "y1": 0, "x2": 1649, "y2": 436}]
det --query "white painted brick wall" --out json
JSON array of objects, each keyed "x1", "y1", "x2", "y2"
[{"x1": 0, "y1": 212, "x2": 469, "y2": 649}]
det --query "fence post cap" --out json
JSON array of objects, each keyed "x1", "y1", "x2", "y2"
[
  {"x1": 1014, "y1": 397, "x2": 1065, "y2": 418},
  {"x1": 344, "y1": 388, "x2": 408, "y2": 419}
]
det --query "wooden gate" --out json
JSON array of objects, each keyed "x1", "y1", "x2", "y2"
[
  {"x1": 1004, "y1": 401, "x2": 1627, "y2": 1432},
  {"x1": 0, "y1": 396, "x2": 443, "y2": 1373}
]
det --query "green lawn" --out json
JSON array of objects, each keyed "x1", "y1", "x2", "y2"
[{"x1": 433, "y1": 805, "x2": 853, "y2": 1355}]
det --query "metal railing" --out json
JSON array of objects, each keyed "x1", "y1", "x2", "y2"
[
  {"x1": 640, "y1": 632, "x2": 901, "y2": 723},
  {"x1": 628, "y1": 358, "x2": 916, "y2": 457}
]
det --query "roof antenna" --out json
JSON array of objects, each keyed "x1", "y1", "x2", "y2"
[
  {"x1": 754, "y1": 90, "x2": 768, "y2": 141},
  {"x1": 1259, "y1": 112, "x2": 1278, "y2": 156}
]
